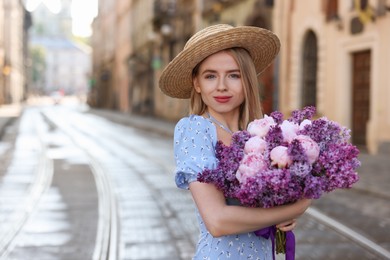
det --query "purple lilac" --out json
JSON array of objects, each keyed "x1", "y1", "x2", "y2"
[
  {"x1": 197, "y1": 106, "x2": 361, "y2": 209},
  {"x1": 198, "y1": 131, "x2": 250, "y2": 198},
  {"x1": 303, "y1": 175, "x2": 327, "y2": 199},
  {"x1": 289, "y1": 162, "x2": 312, "y2": 177},
  {"x1": 317, "y1": 143, "x2": 360, "y2": 191},
  {"x1": 339, "y1": 125, "x2": 352, "y2": 143},
  {"x1": 288, "y1": 139, "x2": 309, "y2": 163},
  {"x1": 290, "y1": 106, "x2": 316, "y2": 124},
  {"x1": 270, "y1": 111, "x2": 284, "y2": 124},
  {"x1": 299, "y1": 118, "x2": 342, "y2": 150},
  {"x1": 264, "y1": 125, "x2": 284, "y2": 151}
]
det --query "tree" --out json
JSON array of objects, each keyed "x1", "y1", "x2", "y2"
[{"x1": 30, "y1": 46, "x2": 46, "y2": 94}]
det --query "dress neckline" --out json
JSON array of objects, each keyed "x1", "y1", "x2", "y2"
[{"x1": 206, "y1": 112, "x2": 234, "y2": 135}]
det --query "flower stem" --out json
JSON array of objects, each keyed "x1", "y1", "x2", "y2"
[{"x1": 276, "y1": 229, "x2": 286, "y2": 254}]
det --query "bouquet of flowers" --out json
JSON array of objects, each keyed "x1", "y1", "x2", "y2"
[{"x1": 197, "y1": 106, "x2": 360, "y2": 259}]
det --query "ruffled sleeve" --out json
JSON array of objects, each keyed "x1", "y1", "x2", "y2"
[{"x1": 173, "y1": 115, "x2": 217, "y2": 189}]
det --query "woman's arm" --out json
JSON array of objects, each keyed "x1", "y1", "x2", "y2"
[{"x1": 189, "y1": 181, "x2": 311, "y2": 237}]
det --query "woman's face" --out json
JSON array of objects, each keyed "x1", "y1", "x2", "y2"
[{"x1": 193, "y1": 51, "x2": 245, "y2": 115}]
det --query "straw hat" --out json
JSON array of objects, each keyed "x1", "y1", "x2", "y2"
[{"x1": 159, "y1": 24, "x2": 280, "y2": 99}]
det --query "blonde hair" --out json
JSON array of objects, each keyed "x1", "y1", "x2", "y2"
[{"x1": 190, "y1": 48, "x2": 263, "y2": 129}]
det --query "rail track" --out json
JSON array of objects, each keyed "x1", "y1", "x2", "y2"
[
  {"x1": 0, "y1": 110, "x2": 53, "y2": 259},
  {"x1": 41, "y1": 109, "x2": 119, "y2": 260},
  {"x1": 307, "y1": 207, "x2": 390, "y2": 259}
]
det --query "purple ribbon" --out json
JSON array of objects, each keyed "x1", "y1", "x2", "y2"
[{"x1": 255, "y1": 226, "x2": 295, "y2": 260}]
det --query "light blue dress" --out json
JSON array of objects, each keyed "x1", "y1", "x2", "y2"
[{"x1": 174, "y1": 115, "x2": 273, "y2": 260}]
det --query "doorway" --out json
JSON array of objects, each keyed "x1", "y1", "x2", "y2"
[{"x1": 351, "y1": 50, "x2": 371, "y2": 146}]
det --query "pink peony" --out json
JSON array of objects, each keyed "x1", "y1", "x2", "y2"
[
  {"x1": 280, "y1": 120, "x2": 299, "y2": 143},
  {"x1": 294, "y1": 135, "x2": 320, "y2": 164},
  {"x1": 247, "y1": 115, "x2": 276, "y2": 138},
  {"x1": 244, "y1": 136, "x2": 267, "y2": 155},
  {"x1": 270, "y1": 146, "x2": 292, "y2": 168},
  {"x1": 237, "y1": 154, "x2": 267, "y2": 184}
]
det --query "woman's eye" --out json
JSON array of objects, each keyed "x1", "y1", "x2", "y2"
[
  {"x1": 205, "y1": 74, "x2": 216, "y2": 79},
  {"x1": 230, "y1": 73, "x2": 241, "y2": 79}
]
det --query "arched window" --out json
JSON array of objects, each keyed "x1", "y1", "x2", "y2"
[{"x1": 301, "y1": 30, "x2": 318, "y2": 108}]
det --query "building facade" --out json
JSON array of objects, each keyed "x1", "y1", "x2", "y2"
[
  {"x1": 0, "y1": 0, "x2": 31, "y2": 105},
  {"x1": 273, "y1": 0, "x2": 390, "y2": 154},
  {"x1": 27, "y1": 0, "x2": 92, "y2": 97},
  {"x1": 90, "y1": 0, "x2": 117, "y2": 109},
  {"x1": 30, "y1": 37, "x2": 91, "y2": 95},
  {"x1": 90, "y1": 0, "x2": 390, "y2": 153}
]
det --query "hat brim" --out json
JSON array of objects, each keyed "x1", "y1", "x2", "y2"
[{"x1": 159, "y1": 26, "x2": 281, "y2": 99}]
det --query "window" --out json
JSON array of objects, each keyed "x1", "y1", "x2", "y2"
[
  {"x1": 325, "y1": 0, "x2": 339, "y2": 21},
  {"x1": 301, "y1": 30, "x2": 318, "y2": 108}
]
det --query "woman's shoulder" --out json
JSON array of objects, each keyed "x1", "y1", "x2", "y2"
[
  {"x1": 175, "y1": 114, "x2": 213, "y2": 132},
  {"x1": 173, "y1": 115, "x2": 218, "y2": 190},
  {"x1": 174, "y1": 114, "x2": 216, "y2": 143}
]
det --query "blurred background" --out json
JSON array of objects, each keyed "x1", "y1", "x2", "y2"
[
  {"x1": 1, "y1": 0, "x2": 389, "y2": 153},
  {"x1": 0, "y1": 0, "x2": 390, "y2": 260}
]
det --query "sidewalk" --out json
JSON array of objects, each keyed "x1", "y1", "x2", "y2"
[{"x1": 0, "y1": 104, "x2": 22, "y2": 139}]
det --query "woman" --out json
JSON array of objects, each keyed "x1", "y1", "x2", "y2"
[{"x1": 159, "y1": 24, "x2": 311, "y2": 259}]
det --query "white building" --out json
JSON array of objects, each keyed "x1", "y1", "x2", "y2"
[
  {"x1": 27, "y1": 0, "x2": 92, "y2": 96},
  {"x1": 30, "y1": 37, "x2": 91, "y2": 95}
]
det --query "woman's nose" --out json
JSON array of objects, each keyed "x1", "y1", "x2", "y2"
[{"x1": 216, "y1": 78, "x2": 227, "y2": 91}]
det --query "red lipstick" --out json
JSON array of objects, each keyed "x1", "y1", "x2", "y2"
[{"x1": 214, "y1": 96, "x2": 231, "y2": 103}]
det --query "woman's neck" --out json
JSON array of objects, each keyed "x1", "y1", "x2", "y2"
[
  {"x1": 205, "y1": 110, "x2": 240, "y2": 145},
  {"x1": 206, "y1": 110, "x2": 239, "y2": 132}
]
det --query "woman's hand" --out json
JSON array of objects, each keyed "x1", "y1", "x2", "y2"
[
  {"x1": 275, "y1": 199, "x2": 311, "y2": 232},
  {"x1": 276, "y1": 219, "x2": 296, "y2": 232}
]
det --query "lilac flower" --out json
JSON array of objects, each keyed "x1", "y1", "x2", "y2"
[
  {"x1": 270, "y1": 111, "x2": 284, "y2": 124},
  {"x1": 288, "y1": 139, "x2": 308, "y2": 163},
  {"x1": 197, "y1": 106, "x2": 360, "y2": 209},
  {"x1": 264, "y1": 125, "x2": 284, "y2": 151},
  {"x1": 299, "y1": 117, "x2": 343, "y2": 150},
  {"x1": 303, "y1": 175, "x2": 326, "y2": 199},
  {"x1": 289, "y1": 162, "x2": 312, "y2": 178},
  {"x1": 290, "y1": 106, "x2": 316, "y2": 124}
]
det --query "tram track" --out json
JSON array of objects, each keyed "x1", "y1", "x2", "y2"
[
  {"x1": 41, "y1": 109, "x2": 119, "y2": 260},
  {"x1": 89, "y1": 156, "x2": 119, "y2": 260},
  {"x1": 0, "y1": 110, "x2": 53, "y2": 259},
  {"x1": 306, "y1": 207, "x2": 390, "y2": 259},
  {"x1": 42, "y1": 107, "x2": 185, "y2": 259}
]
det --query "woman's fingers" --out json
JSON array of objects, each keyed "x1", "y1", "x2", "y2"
[{"x1": 276, "y1": 219, "x2": 296, "y2": 231}]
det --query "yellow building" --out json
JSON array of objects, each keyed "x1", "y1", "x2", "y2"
[{"x1": 273, "y1": 0, "x2": 390, "y2": 153}]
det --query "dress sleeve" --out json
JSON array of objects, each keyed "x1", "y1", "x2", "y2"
[{"x1": 173, "y1": 115, "x2": 217, "y2": 190}]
